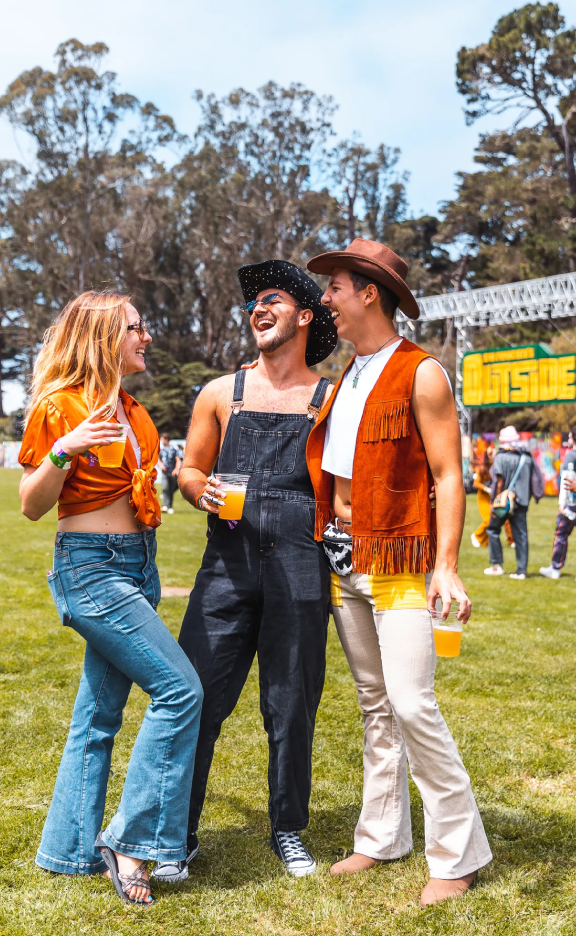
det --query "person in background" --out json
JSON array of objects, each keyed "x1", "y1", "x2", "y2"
[
  {"x1": 159, "y1": 432, "x2": 181, "y2": 514},
  {"x1": 471, "y1": 444, "x2": 515, "y2": 550},
  {"x1": 484, "y1": 426, "x2": 544, "y2": 580},
  {"x1": 18, "y1": 292, "x2": 203, "y2": 906},
  {"x1": 540, "y1": 426, "x2": 576, "y2": 580}
]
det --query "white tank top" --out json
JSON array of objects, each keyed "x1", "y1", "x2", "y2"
[{"x1": 321, "y1": 339, "x2": 451, "y2": 479}]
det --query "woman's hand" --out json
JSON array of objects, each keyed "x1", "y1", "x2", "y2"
[
  {"x1": 197, "y1": 476, "x2": 226, "y2": 514},
  {"x1": 60, "y1": 404, "x2": 122, "y2": 456}
]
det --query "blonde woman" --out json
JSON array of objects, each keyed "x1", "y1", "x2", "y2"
[{"x1": 19, "y1": 291, "x2": 203, "y2": 906}]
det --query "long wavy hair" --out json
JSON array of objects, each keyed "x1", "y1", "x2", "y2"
[{"x1": 27, "y1": 290, "x2": 131, "y2": 421}]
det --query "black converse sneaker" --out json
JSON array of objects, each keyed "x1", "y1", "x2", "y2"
[
  {"x1": 270, "y1": 827, "x2": 316, "y2": 877},
  {"x1": 151, "y1": 832, "x2": 199, "y2": 883}
]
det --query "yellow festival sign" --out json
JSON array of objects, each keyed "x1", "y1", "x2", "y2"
[{"x1": 462, "y1": 344, "x2": 576, "y2": 408}]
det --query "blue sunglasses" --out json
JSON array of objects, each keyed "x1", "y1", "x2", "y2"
[{"x1": 239, "y1": 292, "x2": 282, "y2": 316}]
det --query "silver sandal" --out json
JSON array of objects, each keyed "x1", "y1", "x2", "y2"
[{"x1": 95, "y1": 832, "x2": 154, "y2": 906}]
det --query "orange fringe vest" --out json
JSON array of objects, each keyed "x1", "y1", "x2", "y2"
[{"x1": 306, "y1": 339, "x2": 437, "y2": 575}]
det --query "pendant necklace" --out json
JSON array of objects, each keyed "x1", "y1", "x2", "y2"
[{"x1": 352, "y1": 333, "x2": 399, "y2": 389}]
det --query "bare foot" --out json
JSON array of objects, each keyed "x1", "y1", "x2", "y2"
[
  {"x1": 420, "y1": 872, "x2": 476, "y2": 907},
  {"x1": 112, "y1": 852, "x2": 153, "y2": 904},
  {"x1": 330, "y1": 853, "x2": 381, "y2": 876}
]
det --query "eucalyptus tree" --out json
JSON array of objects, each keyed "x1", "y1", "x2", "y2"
[{"x1": 0, "y1": 38, "x2": 181, "y2": 389}]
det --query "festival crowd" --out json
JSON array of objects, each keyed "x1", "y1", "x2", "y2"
[
  {"x1": 18, "y1": 238, "x2": 495, "y2": 909},
  {"x1": 472, "y1": 425, "x2": 576, "y2": 581}
]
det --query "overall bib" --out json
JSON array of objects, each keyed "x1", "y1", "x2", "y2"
[{"x1": 179, "y1": 371, "x2": 331, "y2": 834}]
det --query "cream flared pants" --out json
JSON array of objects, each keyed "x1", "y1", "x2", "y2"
[{"x1": 331, "y1": 571, "x2": 492, "y2": 879}]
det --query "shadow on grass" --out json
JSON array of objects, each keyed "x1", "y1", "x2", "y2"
[{"x1": 152, "y1": 794, "x2": 576, "y2": 900}]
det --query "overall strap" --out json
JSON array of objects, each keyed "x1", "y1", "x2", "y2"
[
  {"x1": 307, "y1": 377, "x2": 331, "y2": 421},
  {"x1": 231, "y1": 370, "x2": 246, "y2": 416}
]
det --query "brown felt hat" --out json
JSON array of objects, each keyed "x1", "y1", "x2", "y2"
[{"x1": 307, "y1": 237, "x2": 420, "y2": 320}]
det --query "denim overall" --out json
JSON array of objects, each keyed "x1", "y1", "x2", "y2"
[{"x1": 179, "y1": 371, "x2": 331, "y2": 834}]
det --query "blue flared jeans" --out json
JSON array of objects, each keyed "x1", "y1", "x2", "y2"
[{"x1": 36, "y1": 531, "x2": 203, "y2": 875}]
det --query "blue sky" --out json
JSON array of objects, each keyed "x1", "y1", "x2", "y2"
[{"x1": 3, "y1": 0, "x2": 576, "y2": 411}]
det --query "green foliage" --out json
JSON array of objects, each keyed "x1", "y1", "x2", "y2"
[
  {"x1": 7, "y1": 14, "x2": 576, "y2": 410},
  {"x1": 450, "y1": 2, "x2": 576, "y2": 288},
  {"x1": 124, "y1": 348, "x2": 226, "y2": 436},
  {"x1": 456, "y1": 3, "x2": 576, "y2": 137}
]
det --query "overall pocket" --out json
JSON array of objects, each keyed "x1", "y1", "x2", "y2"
[
  {"x1": 47, "y1": 570, "x2": 72, "y2": 626},
  {"x1": 237, "y1": 427, "x2": 299, "y2": 474}
]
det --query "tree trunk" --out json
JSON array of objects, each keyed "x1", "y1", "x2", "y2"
[
  {"x1": 562, "y1": 112, "x2": 576, "y2": 197},
  {"x1": 451, "y1": 253, "x2": 469, "y2": 292},
  {"x1": 347, "y1": 193, "x2": 355, "y2": 242},
  {"x1": 0, "y1": 333, "x2": 5, "y2": 418}
]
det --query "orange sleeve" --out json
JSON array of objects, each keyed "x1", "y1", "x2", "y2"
[{"x1": 18, "y1": 398, "x2": 71, "y2": 468}]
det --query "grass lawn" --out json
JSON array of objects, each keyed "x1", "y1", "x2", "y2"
[{"x1": 1, "y1": 468, "x2": 576, "y2": 935}]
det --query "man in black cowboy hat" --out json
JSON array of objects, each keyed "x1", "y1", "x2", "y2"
[{"x1": 152, "y1": 260, "x2": 337, "y2": 883}]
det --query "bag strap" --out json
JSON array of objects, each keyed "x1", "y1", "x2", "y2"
[{"x1": 507, "y1": 453, "x2": 529, "y2": 496}]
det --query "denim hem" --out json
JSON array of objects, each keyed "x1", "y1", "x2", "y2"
[
  {"x1": 100, "y1": 828, "x2": 187, "y2": 862},
  {"x1": 36, "y1": 850, "x2": 107, "y2": 875},
  {"x1": 272, "y1": 820, "x2": 309, "y2": 833}
]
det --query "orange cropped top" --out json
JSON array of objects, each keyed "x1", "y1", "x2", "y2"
[{"x1": 19, "y1": 385, "x2": 162, "y2": 528}]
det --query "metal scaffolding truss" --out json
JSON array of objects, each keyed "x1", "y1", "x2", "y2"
[
  {"x1": 396, "y1": 271, "x2": 576, "y2": 434},
  {"x1": 402, "y1": 271, "x2": 576, "y2": 328}
]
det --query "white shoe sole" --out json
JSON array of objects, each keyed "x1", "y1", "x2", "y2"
[
  {"x1": 151, "y1": 843, "x2": 199, "y2": 883},
  {"x1": 288, "y1": 861, "x2": 317, "y2": 878}
]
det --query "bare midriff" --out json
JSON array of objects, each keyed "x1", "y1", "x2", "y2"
[
  {"x1": 58, "y1": 493, "x2": 151, "y2": 534},
  {"x1": 333, "y1": 475, "x2": 352, "y2": 523}
]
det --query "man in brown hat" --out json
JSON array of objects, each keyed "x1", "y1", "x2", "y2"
[{"x1": 306, "y1": 239, "x2": 492, "y2": 907}]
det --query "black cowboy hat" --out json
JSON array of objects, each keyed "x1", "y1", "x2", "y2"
[{"x1": 237, "y1": 259, "x2": 338, "y2": 366}]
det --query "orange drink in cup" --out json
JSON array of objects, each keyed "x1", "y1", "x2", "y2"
[
  {"x1": 98, "y1": 425, "x2": 128, "y2": 469},
  {"x1": 214, "y1": 473, "x2": 250, "y2": 521},
  {"x1": 431, "y1": 605, "x2": 463, "y2": 658}
]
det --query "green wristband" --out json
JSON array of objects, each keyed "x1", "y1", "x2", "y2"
[{"x1": 48, "y1": 450, "x2": 71, "y2": 470}]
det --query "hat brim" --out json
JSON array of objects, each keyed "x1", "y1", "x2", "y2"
[
  {"x1": 237, "y1": 260, "x2": 338, "y2": 366},
  {"x1": 307, "y1": 251, "x2": 420, "y2": 320}
]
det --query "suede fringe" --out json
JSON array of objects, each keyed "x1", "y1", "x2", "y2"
[
  {"x1": 362, "y1": 399, "x2": 410, "y2": 443},
  {"x1": 314, "y1": 502, "x2": 335, "y2": 541},
  {"x1": 351, "y1": 533, "x2": 437, "y2": 575}
]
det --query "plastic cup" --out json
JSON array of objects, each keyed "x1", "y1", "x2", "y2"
[
  {"x1": 98, "y1": 425, "x2": 128, "y2": 468},
  {"x1": 214, "y1": 473, "x2": 250, "y2": 520},
  {"x1": 431, "y1": 605, "x2": 463, "y2": 658}
]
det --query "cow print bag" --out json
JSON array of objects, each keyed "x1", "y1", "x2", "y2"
[{"x1": 322, "y1": 522, "x2": 353, "y2": 576}]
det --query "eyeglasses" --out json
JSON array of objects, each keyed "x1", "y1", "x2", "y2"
[
  {"x1": 126, "y1": 319, "x2": 148, "y2": 338},
  {"x1": 239, "y1": 293, "x2": 299, "y2": 317}
]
